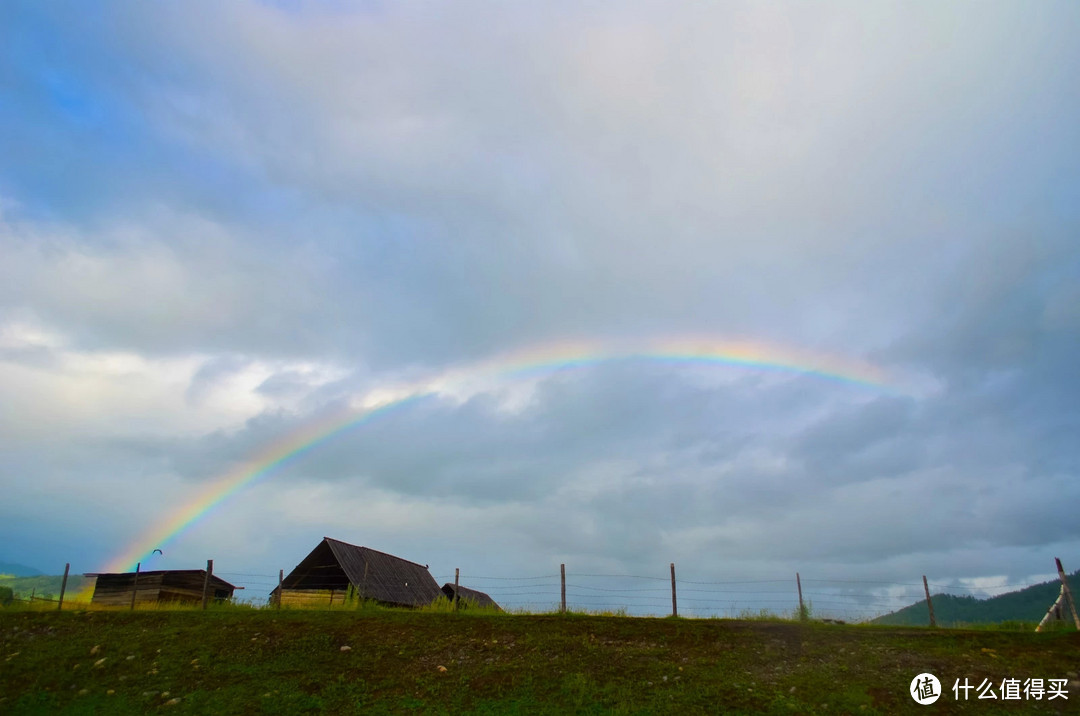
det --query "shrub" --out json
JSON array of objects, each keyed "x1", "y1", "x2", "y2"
[{"x1": 0, "y1": 586, "x2": 13, "y2": 606}]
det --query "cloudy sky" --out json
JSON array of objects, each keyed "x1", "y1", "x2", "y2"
[{"x1": 2, "y1": 1, "x2": 1078, "y2": 617}]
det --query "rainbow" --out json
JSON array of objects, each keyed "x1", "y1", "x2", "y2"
[{"x1": 104, "y1": 337, "x2": 896, "y2": 571}]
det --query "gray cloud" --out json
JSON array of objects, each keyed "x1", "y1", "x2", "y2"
[{"x1": 1, "y1": 1, "x2": 1079, "y2": 613}]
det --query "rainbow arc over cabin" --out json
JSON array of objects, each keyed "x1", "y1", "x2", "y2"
[{"x1": 104, "y1": 337, "x2": 896, "y2": 572}]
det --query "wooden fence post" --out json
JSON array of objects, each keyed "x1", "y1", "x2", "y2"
[
  {"x1": 670, "y1": 563, "x2": 678, "y2": 617},
  {"x1": 58, "y1": 563, "x2": 70, "y2": 612},
  {"x1": 560, "y1": 563, "x2": 566, "y2": 614},
  {"x1": 130, "y1": 562, "x2": 141, "y2": 611},
  {"x1": 796, "y1": 572, "x2": 805, "y2": 621},
  {"x1": 277, "y1": 569, "x2": 283, "y2": 610},
  {"x1": 1054, "y1": 558, "x2": 1080, "y2": 629},
  {"x1": 454, "y1": 568, "x2": 460, "y2": 612},
  {"x1": 923, "y1": 576, "x2": 937, "y2": 628},
  {"x1": 201, "y1": 559, "x2": 213, "y2": 610},
  {"x1": 1036, "y1": 585, "x2": 1067, "y2": 632}
]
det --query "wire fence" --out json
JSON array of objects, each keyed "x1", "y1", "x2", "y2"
[
  {"x1": 10, "y1": 561, "x2": 1070, "y2": 625},
  {"x1": 200, "y1": 567, "x2": 1066, "y2": 624}
]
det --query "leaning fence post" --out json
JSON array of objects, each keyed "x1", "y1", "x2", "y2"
[
  {"x1": 130, "y1": 562, "x2": 141, "y2": 611},
  {"x1": 670, "y1": 563, "x2": 678, "y2": 617},
  {"x1": 58, "y1": 563, "x2": 70, "y2": 611},
  {"x1": 1037, "y1": 585, "x2": 1066, "y2": 632},
  {"x1": 277, "y1": 569, "x2": 283, "y2": 610},
  {"x1": 796, "y1": 572, "x2": 806, "y2": 621},
  {"x1": 923, "y1": 576, "x2": 937, "y2": 628},
  {"x1": 454, "y1": 568, "x2": 460, "y2": 612},
  {"x1": 201, "y1": 559, "x2": 213, "y2": 610},
  {"x1": 560, "y1": 563, "x2": 566, "y2": 614},
  {"x1": 1054, "y1": 558, "x2": 1080, "y2": 630}
]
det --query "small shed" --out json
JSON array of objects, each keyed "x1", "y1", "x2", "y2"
[
  {"x1": 271, "y1": 537, "x2": 442, "y2": 608},
  {"x1": 86, "y1": 570, "x2": 237, "y2": 606},
  {"x1": 442, "y1": 583, "x2": 500, "y2": 610}
]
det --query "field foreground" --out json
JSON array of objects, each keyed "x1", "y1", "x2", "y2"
[{"x1": 1, "y1": 609, "x2": 1078, "y2": 714}]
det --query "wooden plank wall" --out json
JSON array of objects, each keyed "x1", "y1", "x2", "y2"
[
  {"x1": 89, "y1": 572, "x2": 234, "y2": 606},
  {"x1": 90, "y1": 574, "x2": 165, "y2": 607},
  {"x1": 277, "y1": 589, "x2": 349, "y2": 607}
]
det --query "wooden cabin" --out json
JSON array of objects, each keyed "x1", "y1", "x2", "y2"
[
  {"x1": 271, "y1": 537, "x2": 441, "y2": 608},
  {"x1": 441, "y1": 583, "x2": 500, "y2": 610},
  {"x1": 86, "y1": 570, "x2": 237, "y2": 606}
]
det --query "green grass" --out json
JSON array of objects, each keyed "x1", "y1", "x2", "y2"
[{"x1": 2, "y1": 605, "x2": 1077, "y2": 714}]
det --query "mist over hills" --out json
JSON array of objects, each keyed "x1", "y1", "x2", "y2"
[{"x1": 871, "y1": 572, "x2": 1080, "y2": 627}]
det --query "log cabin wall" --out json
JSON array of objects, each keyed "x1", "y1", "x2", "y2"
[
  {"x1": 89, "y1": 573, "x2": 166, "y2": 607},
  {"x1": 87, "y1": 570, "x2": 236, "y2": 606},
  {"x1": 276, "y1": 588, "x2": 349, "y2": 607}
]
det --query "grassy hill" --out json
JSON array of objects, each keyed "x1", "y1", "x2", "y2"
[
  {"x1": 2, "y1": 606, "x2": 1078, "y2": 714},
  {"x1": 871, "y1": 572, "x2": 1080, "y2": 627},
  {"x1": 0, "y1": 561, "x2": 43, "y2": 577},
  {"x1": 0, "y1": 574, "x2": 91, "y2": 601}
]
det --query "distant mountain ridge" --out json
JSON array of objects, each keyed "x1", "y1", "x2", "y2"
[
  {"x1": 0, "y1": 561, "x2": 43, "y2": 577},
  {"x1": 870, "y1": 571, "x2": 1080, "y2": 626}
]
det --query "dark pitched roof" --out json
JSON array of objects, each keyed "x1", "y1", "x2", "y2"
[
  {"x1": 281, "y1": 537, "x2": 441, "y2": 607},
  {"x1": 86, "y1": 570, "x2": 237, "y2": 592},
  {"x1": 442, "y1": 583, "x2": 500, "y2": 610}
]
